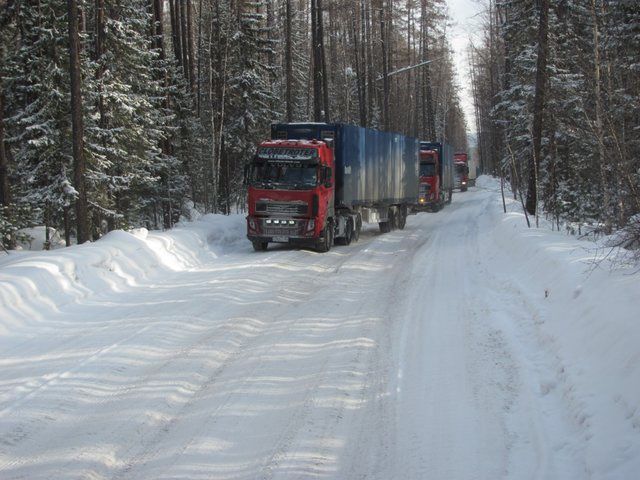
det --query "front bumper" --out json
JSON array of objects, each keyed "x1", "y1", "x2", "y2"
[
  {"x1": 247, "y1": 234, "x2": 318, "y2": 247},
  {"x1": 247, "y1": 215, "x2": 318, "y2": 245}
]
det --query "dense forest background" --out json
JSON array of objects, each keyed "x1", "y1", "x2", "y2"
[
  {"x1": 0, "y1": 0, "x2": 638, "y2": 251},
  {"x1": 0, "y1": 0, "x2": 468, "y2": 248},
  {"x1": 470, "y1": 0, "x2": 640, "y2": 243}
]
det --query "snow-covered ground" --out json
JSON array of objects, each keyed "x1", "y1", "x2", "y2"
[{"x1": 0, "y1": 176, "x2": 638, "y2": 479}]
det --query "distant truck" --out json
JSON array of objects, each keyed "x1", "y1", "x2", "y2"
[
  {"x1": 246, "y1": 123, "x2": 420, "y2": 252},
  {"x1": 454, "y1": 152, "x2": 469, "y2": 192},
  {"x1": 414, "y1": 141, "x2": 453, "y2": 211}
]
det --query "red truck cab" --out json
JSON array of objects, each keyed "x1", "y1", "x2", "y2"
[
  {"x1": 246, "y1": 139, "x2": 335, "y2": 251},
  {"x1": 417, "y1": 149, "x2": 440, "y2": 210}
]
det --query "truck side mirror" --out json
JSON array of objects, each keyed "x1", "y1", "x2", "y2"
[{"x1": 323, "y1": 167, "x2": 332, "y2": 188}]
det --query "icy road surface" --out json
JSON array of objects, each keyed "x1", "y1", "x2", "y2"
[{"x1": 1, "y1": 178, "x2": 638, "y2": 479}]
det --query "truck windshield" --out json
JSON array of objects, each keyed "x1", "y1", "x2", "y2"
[
  {"x1": 420, "y1": 163, "x2": 436, "y2": 177},
  {"x1": 455, "y1": 164, "x2": 467, "y2": 174},
  {"x1": 251, "y1": 162, "x2": 318, "y2": 189}
]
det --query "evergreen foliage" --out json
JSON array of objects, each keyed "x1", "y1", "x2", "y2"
[
  {"x1": 470, "y1": 0, "x2": 640, "y2": 236},
  {"x1": 0, "y1": 0, "x2": 497, "y2": 248}
]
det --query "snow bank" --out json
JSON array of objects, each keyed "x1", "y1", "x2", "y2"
[
  {"x1": 477, "y1": 175, "x2": 640, "y2": 479},
  {"x1": 0, "y1": 214, "x2": 247, "y2": 335}
]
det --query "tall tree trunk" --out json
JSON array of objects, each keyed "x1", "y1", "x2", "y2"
[
  {"x1": 0, "y1": 84, "x2": 13, "y2": 253},
  {"x1": 187, "y1": 0, "x2": 196, "y2": 94},
  {"x1": 196, "y1": 0, "x2": 203, "y2": 115},
  {"x1": 0, "y1": 89, "x2": 10, "y2": 210},
  {"x1": 153, "y1": 0, "x2": 169, "y2": 127},
  {"x1": 95, "y1": 0, "x2": 105, "y2": 122},
  {"x1": 180, "y1": 0, "x2": 190, "y2": 84},
  {"x1": 525, "y1": 0, "x2": 549, "y2": 218},
  {"x1": 68, "y1": 0, "x2": 89, "y2": 244},
  {"x1": 590, "y1": 0, "x2": 611, "y2": 233},
  {"x1": 318, "y1": 0, "x2": 329, "y2": 121},
  {"x1": 353, "y1": 1, "x2": 366, "y2": 126},
  {"x1": 169, "y1": 0, "x2": 182, "y2": 64},
  {"x1": 311, "y1": 0, "x2": 322, "y2": 121},
  {"x1": 284, "y1": 0, "x2": 293, "y2": 122},
  {"x1": 365, "y1": 1, "x2": 375, "y2": 127},
  {"x1": 380, "y1": 2, "x2": 390, "y2": 131}
]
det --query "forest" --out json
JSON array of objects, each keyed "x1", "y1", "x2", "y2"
[
  {"x1": 470, "y1": 0, "x2": 640, "y2": 245},
  {"x1": 0, "y1": 0, "x2": 638, "y2": 252}
]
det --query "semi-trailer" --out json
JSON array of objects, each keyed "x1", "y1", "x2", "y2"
[
  {"x1": 414, "y1": 141, "x2": 454, "y2": 211},
  {"x1": 246, "y1": 123, "x2": 419, "y2": 252}
]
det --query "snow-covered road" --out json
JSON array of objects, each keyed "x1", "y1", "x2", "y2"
[{"x1": 1, "y1": 178, "x2": 638, "y2": 479}]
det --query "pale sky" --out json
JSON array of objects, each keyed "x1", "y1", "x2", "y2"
[{"x1": 446, "y1": 0, "x2": 485, "y2": 132}]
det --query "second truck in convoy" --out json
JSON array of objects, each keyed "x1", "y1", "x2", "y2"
[
  {"x1": 415, "y1": 141, "x2": 453, "y2": 211},
  {"x1": 246, "y1": 123, "x2": 420, "y2": 252},
  {"x1": 454, "y1": 152, "x2": 469, "y2": 192}
]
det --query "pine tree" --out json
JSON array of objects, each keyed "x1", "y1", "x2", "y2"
[
  {"x1": 222, "y1": 1, "x2": 278, "y2": 213},
  {"x1": 6, "y1": 0, "x2": 77, "y2": 237}
]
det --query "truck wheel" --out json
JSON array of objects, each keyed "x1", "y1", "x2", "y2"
[
  {"x1": 353, "y1": 214, "x2": 361, "y2": 242},
  {"x1": 397, "y1": 208, "x2": 407, "y2": 230},
  {"x1": 316, "y1": 222, "x2": 333, "y2": 252},
  {"x1": 379, "y1": 221, "x2": 390, "y2": 233},
  {"x1": 344, "y1": 219, "x2": 353, "y2": 245},
  {"x1": 252, "y1": 240, "x2": 268, "y2": 251},
  {"x1": 388, "y1": 209, "x2": 397, "y2": 230}
]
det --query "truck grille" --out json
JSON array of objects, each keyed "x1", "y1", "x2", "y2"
[
  {"x1": 256, "y1": 201, "x2": 308, "y2": 215},
  {"x1": 264, "y1": 226, "x2": 299, "y2": 236}
]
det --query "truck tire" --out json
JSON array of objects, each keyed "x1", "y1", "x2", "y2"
[
  {"x1": 388, "y1": 209, "x2": 397, "y2": 231},
  {"x1": 316, "y1": 221, "x2": 333, "y2": 252},
  {"x1": 335, "y1": 218, "x2": 353, "y2": 246},
  {"x1": 353, "y1": 214, "x2": 362, "y2": 242},
  {"x1": 252, "y1": 240, "x2": 268, "y2": 251},
  {"x1": 344, "y1": 219, "x2": 353, "y2": 245},
  {"x1": 379, "y1": 221, "x2": 390, "y2": 233},
  {"x1": 397, "y1": 207, "x2": 407, "y2": 230}
]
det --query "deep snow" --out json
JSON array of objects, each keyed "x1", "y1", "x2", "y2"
[{"x1": 0, "y1": 176, "x2": 638, "y2": 479}]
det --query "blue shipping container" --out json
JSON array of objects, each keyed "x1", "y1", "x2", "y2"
[{"x1": 271, "y1": 123, "x2": 419, "y2": 208}]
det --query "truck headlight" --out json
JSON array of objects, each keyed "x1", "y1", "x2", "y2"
[{"x1": 306, "y1": 219, "x2": 315, "y2": 232}]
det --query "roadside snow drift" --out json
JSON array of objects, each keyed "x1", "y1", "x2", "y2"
[
  {"x1": 0, "y1": 214, "x2": 247, "y2": 336},
  {"x1": 0, "y1": 177, "x2": 638, "y2": 480}
]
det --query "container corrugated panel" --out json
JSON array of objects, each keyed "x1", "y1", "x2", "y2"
[{"x1": 271, "y1": 123, "x2": 419, "y2": 208}]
